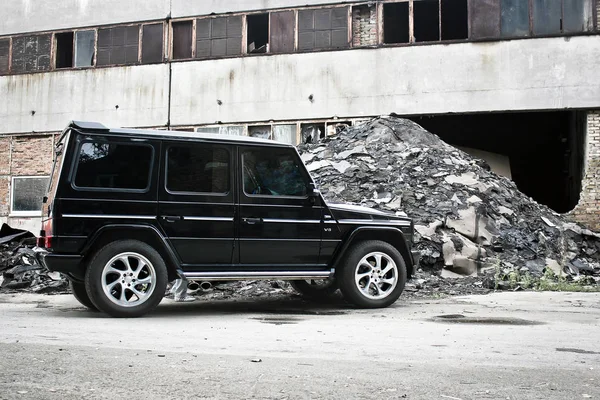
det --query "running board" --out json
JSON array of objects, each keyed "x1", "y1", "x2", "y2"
[{"x1": 182, "y1": 269, "x2": 334, "y2": 281}]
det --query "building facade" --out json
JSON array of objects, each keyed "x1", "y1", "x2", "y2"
[{"x1": 1, "y1": 0, "x2": 599, "y2": 233}]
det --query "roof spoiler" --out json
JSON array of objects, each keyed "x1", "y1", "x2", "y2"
[{"x1": 69, "y1": 121, "x2": 110, "y2": 132}]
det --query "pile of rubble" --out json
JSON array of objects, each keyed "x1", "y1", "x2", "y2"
[
  {"x1": 0, "y1": 224, "x2": 67, "y2": 293},
  {"x1": 299, "y1": 117, "x2": 600, "y2": 284}
]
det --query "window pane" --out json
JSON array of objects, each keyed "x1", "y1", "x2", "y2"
[
  {"x1": 243, "y1": 149, "x2": 307, "y2": 197},
  {"x1": 0, "y1": 39, "x2": 10, "y2": 74},
  {"x1": 142, "y1": 24, "x2": 163, "y2": 64},
  {"x1": 469, "y1": 0, "x2": 501, "y2": 39},
  {"x1": 273, "y1": 125, "x2": 297, "y2": 145},
  {"x1": 173, "y1": 21, "x2": 193, "y2": 59},
  {"x1": 532, "y1": 0, "x2": 561, "y2": 35},
  {"x1": 74, "y1": 142, "x2": 153, "y2": 190},
  {"x1": 97, "y1": 25, "x2": 140, "y2": 66},
  {"x1": 75, "y1": 30, "x2": 95, "y2": 67},
  {"x1": 196, "y1": 127, "x2": 221, "y2": 134},
  {"x1": 12, "y1": 177, "x2": 49, "y2": 213},
  {"x1": 167, "y1": 146, "x2": 229, "y2": 194},
  {"x1": 501, "y1": 0, "x2": 530, "y2": 37},
  {"x1": 11, "y1": 34, "x2": 51, "y2": 73},
  {"x1": 563, "y1": 0, "x2": 594, "y2": 33}
]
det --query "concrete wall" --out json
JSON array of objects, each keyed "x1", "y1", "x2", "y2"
[
  {"x1": 0, "y1": 65, "x2": 170, "y2": 134},
  {"x1": 170, "y1": 35, "x2": 600, "y2": 126},
  {"x1": 171, "y1": 0, "x2": 343, "y2": 18},
  {"x1": 0, "y1": 0, "x2": 169, "y2": 35}
]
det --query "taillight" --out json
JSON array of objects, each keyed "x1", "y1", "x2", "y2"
[{"x1": 38, "y1": 219, "x2": 53, "y2": 249}]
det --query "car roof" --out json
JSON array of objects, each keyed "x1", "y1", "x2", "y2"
[{"x1": 69, "y1": 121, "x2": 294, "y2": 148}]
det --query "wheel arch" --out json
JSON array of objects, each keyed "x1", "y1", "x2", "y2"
[
  {"x1": 81, "y1": 224, "x2": 181, "y2": 282},
  {"x1": 332, "y1": 227, "x2": 414, "y2": 277}
]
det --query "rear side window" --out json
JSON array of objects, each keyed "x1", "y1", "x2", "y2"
[
  {"x1": 73, "y1": 141, "x2": 153, "y2": 190},
  {"x1": 243, "y1": 148, "x2": 308, "y2": 197},
  {"x1": 166, "y1": 145, "x2": 230, "y2": 194}
]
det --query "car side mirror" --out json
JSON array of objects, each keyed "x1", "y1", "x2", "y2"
[{"x1": 307, "y1": 183, "x2": 321, "y2": 205}]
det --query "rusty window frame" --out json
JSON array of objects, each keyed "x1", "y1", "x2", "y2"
[
  {"x1": 96, "y1": 23, "x2": 141, "y2": 66},
  {"x1": 170, "y1": 18, "x2": 196, "y2": 60},
  {"x1": 141, "y1": 22, "x2": 165, "y2": 64},
  {"x1": 297, "y1": 5, "x2": 351, "y2": 51},
  {"x1": 351, "y1": 3, "x2": 380, "y2": 48},
  {"x1": 246, "y1": 11, "x2": 271, "y2": 54},
  {"x1": 195, "y1": 15, "x2": 244, "y2": 59}
]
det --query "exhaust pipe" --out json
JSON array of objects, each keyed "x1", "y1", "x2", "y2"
[
  {"x1": 187, "y1": 281, "x2": 201, "y2": 291},
  {"x1": 200, "y1": 281, "x2": 212, "y2": 290}
]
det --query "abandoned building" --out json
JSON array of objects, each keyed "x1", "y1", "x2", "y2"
[{"x1": 0, "y1": 0, "x2": 599, "y2": 233}]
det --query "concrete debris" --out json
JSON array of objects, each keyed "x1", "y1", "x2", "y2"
[
  {"x1": 0, "y1": 224, "x2": 68, "y2": 293},
  {"x1": 298, "y1": 117, "x2": 600, "y2": 283}
]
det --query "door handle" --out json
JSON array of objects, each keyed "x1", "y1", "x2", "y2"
[
  {"x1": 243, "y1": 217, "x2": 263, "y2": 225},
  {"x1": 160, "y1": 215, "x2": 183, "y2": 223}
]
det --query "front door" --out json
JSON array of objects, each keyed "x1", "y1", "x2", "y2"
[
  {"x1": 238, "y1": 146, "x2": 323, "y2": 268},
  {"x1": 158, "y1": 141, "x2": 235, "y2": 270}
]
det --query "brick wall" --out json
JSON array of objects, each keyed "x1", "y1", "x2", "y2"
[
  {"x1": 352, "y1": 4, "x2": 377, "y2": 47},
  {"x1": 0, "y1": 134, "x2": 54, "y2": 218},
  {"x1": 570, "y1": 111, "x2": 600, "y2": 231}
]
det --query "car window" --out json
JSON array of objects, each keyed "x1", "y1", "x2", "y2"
[
  {"x1": 73, "y1": 141, "x2": 153, "y2": 190},
  {"x1": 243, "y1": 148, "x2": 308, "y2": 197},
  {"x1": 167, "y1": 145, "x2": 229, "y2": 194}
]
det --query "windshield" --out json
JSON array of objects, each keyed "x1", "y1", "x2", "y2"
[{"x1": 43, "y1": 130, "x2": 70, "y2": 217}]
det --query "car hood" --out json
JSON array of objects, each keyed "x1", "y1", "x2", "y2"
[{"x1": 326, "y1": 203, "x2": 411, "y2": 223}]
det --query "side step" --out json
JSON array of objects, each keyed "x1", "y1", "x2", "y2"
[{"x1": 182, "y1": 269, "x2": 334, "y2": 281}]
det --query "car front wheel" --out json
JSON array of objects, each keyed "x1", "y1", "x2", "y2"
[
  {"x1": 337, "y1": 240, "x2": 407, "y2": 308},
  {"x1": 85, "y1": 240, "x2": 168, "y2": 318}
]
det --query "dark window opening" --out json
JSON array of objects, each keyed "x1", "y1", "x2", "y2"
[
  {"x1": 409, "y1": 111, "x2": 586, "y2": 213},
  {"x1": 196, "y1": 16, "x2": 242, "y2": 59},
  {"x1": 0, "y1": 38, "x2": 9, "y2": 74},
  {"x1": 55, "y1": 32, "x2": 74, "y2": 69},
  {"x1": 11, "y1": 34, "x2": 51, "y2": 73},
  {"x1": 142, "y1": 23, "x2": 164, "y2": 63},
  {"x1": 352, "y1": 4, "x2": 378, "y2": 46},
  {"x1": 97, "y1": 25, "x2": 139, "y2": 66},
  {"x1": 167, "y1": 146, "x2": 230, "y2": 194},
  {"x1": 501, "y1": 0, "x2": 530, "y2": 37},
  {"x1": 270, "y1": 10, "x2": 295, "y2": 53},
  {"x1": 172, "y1": 21, "x2": 193, "y2": 60},
  {"x1": 243, "y1": 149, "x2": 308, "y2": 197},
  {"x1": 298, "y1": 7, "x2": 349, "y2": 51},
  {"x1": 414, "y1": 0, "x2": 440, "y2": 42},
  {"x1": 383, "y1": 2, "x2": 410, "y2": 44},
  {"x1": 441, "y1": 0, "x2": 468, "y2": 40},
  {"x1": 74, "y1": 30, "x2": 95, "y2": 67},
  {"x1": 301, "y1": 123, "x2": 326, "y2": 144},
  {"x1": 74, "y1": 142, "x2": 153, "y2": 190},
  {"x1": 247, "y1": 13, "x2": 269, "y2": 53}
]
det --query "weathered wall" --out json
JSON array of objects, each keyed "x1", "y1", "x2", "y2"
[
  {"x1": 170, "y1": 36, "x2": 600, "y2": 126},
  {"x1": 0, "y1": 65, "x2": 170, "y2": 134},
  {"x1": 0, "y1": 0, "x2": 169, "y2": 35},
  {"x1": 571, "y1": 111, "x2": 600, "y2": 231}
]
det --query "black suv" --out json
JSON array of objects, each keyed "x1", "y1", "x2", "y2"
[{"x1": 37, "y1": 121, "x2": 419, "y2": 317}]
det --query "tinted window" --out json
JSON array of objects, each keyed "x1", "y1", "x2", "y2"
[
  {"x1": 12, "y1": 177, "x2": 50, "y2": 213},
  {"x1": 243, "y1": 149, "x2": 308, "y2": 197},
  {"x1": 167, "y1": 146, "x2": 229, "y2": 194},
  {"x1": 74, "y1": 141, "x2": 153, "y2": 190}
]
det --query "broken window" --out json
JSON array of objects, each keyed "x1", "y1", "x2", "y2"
[
  {"x1": 298, "y1": 7, "x2": 349, "y2": 51},
  {"x1": 97, "y1": 25, "x2": 140, "y2": 66},
  {"x1": 414, "y1": 0, "x2": 440, "y2": 42},
  {"x1": 383, "y1": 2, "x2": 410, "y2": 44},
  {"x1": 563, "y1": 0, "x2": 594, "y2": 33},
  {"x1": 0, "y1": 38, "x2": 9, "y2": 74},
  {"x1": 247, "y1": 13, "x2": 269, "y2": 53},
  {"x1": 249, "y1": 125, "x2": 272, "y2": 139},
  {"x1": 441, "y1": 0, "x2": 468, "y2": 40},
  {"x1": 532, "y1": 0, "x2": 562, "y2": 35},
  {"x1": 196, "y1": 16, "x2": 242, "y2": 59},
  {"x1": 301, "y1": 123, "x2": 326, "y2": 144},
  {"x1": 11, "y1": 176, "x2": 50, "y2": 216},
  {"x1": 172, "y1": 21, "x2": 193, "y2": 60},
  {"x1": 197, "y1": 126, "x2": 244, "y2": 135},
  {"x1": 75, "y1": 30, "x2": 95, "y2": 67},
  {"x1": 11, "y1": 34, "x2": 51, "y2": 73},
  {"x1": 352, "y1": 4, "x2": 378, "y2": 47},
  {"x1": 273, "y1": 125, "x2": 297, "y2": 145},
  {"x1": 55, "y1": 32, "x2": 74, "y2": 69},
  {"x1": 469, "y1": 0, "x2": 501, "y2": 39},
  {"x1": 142, "y1": 23, "x2": 164, "y2": 64},
  {"x1": 501, "y1": 0, "x2": 530, "y2": 37},
  {"x1": 270, "y1": 11, "x2": 295, "y2": 53},
  {"x1": 167, "y1": 145, "x2": 230, "y2": 194},
  {"x1": 326, "y1": 121, "x2": 351, "y2": 136}
]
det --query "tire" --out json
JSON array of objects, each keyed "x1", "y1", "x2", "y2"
[
  {"x1": 84, "y1": 240, "x2": 168, "y2": 318},
  {"x1": 69, "y1": 280, "x2": 98, "y2": 311},
  {"x1": 290, "y1": 279, "x2": 338, "y2": 301},
  {"x1": 337, "y1": 240, "x2": 407, "y2": 308}
]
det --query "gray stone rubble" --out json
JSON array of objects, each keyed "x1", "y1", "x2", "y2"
[{"x1": 299, "y1": 116, "x2": 600, "y2": 284}]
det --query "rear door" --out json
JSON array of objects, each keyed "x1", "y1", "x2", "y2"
[
  {"x1": 238, "y1": 146, "x2": 323, "y2": 267},
  {"x1": 158, "y1": 141, "x2": 235, "y2": 269}
]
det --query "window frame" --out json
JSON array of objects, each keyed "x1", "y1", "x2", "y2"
[
  {"x1": 10, "y1": 175, "x2": 50, "y2": 217},
  {"x1": 70, "y1": 139, "x2": 155, "y2": 193},
  {"x1": 297, "y1": 5, "x2": 351, "y2": 52},
  {"x1": 141, "y1": 22, "x2": 166, "y2": 64},
  {"x1": 0, "y1": 36, "x2": 12, "y2": 75},
  {"x1": 96, "y1": 23, "x2": 142, "y2": 67},
  {"x1": 164, "y1": 144, "x2": 232, "y2": 196}
]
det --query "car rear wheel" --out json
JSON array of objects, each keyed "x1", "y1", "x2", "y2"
[
  {"x1": 337, "y1": 240, "x2": 407, "y2": 308},
  {"x1": 69, "y1": 280, "x2": 97, "y2": 311},
  {"x1": 85, "y1": 240, "x2": 168, "y2": 318},
  {"x1": 290, "y1": 278, "x2": 338, "y2": 301}
]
